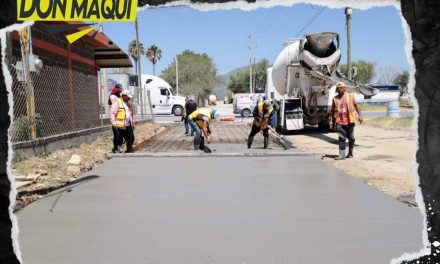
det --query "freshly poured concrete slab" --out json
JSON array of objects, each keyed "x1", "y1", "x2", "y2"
[{"x1": 17, "y1": 156, "x2": 423, "y2": 264}]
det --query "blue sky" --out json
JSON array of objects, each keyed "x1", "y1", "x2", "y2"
[{"x1": 103, "y1": 4, "x2": 409, "y2": 76}]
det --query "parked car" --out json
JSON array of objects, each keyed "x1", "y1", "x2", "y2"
[{"x1": 233, "y1": 93, "x2": 264, "y2": 117}]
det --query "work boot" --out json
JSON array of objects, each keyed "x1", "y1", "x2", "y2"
[
  {"x1": 194, "y1": 136, "x2": 201, "y2": 150},
  {"x1": 263, "y1": 137, "x2": 269, "y2": 149},
  {"x1": 346, "y1": 147, "x2": 353, "y2": 158},
  {"x1": 126, "y1": 149, "x2": 134, "y2": 153},
  {"x1": 346, "y1": 141, "x2": 354, "y2": 158},
  {"x1": 247, "y1": 136, "x2": 254, "y2": 149},
  {"x1": 335, "y1": 150, "x2": 346, "y2": 160}
]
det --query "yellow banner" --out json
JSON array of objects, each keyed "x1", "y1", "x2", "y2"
[{"x1": 17, "y1": 0, "x2": 137, "y2": 21}]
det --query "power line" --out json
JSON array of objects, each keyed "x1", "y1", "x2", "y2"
[
  {"x1": 259, "y1": 6, "x2": 326, "y2": 62},
  {"x1": 294, "y1": 6, "x2": 326, "y2": 37}
]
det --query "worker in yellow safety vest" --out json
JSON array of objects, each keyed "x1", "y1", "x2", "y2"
[
  {"x1": 329, "y1": 82, "x2": 363, "y2": 160},
  {"x1": 110, "y1": 90, "x2": 135, "y2": 153},
  {"x1": 188, "y1": 108, "x2": 220, "y2": 152},
  {"x1": 247, "y1": 100, "x2": 277, "y2": 149}
]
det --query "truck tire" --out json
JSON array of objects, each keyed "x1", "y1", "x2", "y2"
[
  {"x1": 241, "y1": 109, "x2": 251, "y2": 118},
  {"x1": 172, "y1": 105, "x2": 183, "y2": 116}
]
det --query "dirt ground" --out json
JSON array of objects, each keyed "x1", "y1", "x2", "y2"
[
  {"x1": 12, "y1": 122, "x2": 163, "y2": 211},
  {"x1": 286, "y1": 121, "x2": 418, "y2": 206}
]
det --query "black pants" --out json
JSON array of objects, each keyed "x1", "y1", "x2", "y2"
[
  {"x1": 337, "y1": 123, "x2": 355, "y2": 150},
  {"x1": 112, "y1": 126, "x2": 119, "y2": 151},
  {"x1": 117, "y1": 126, "x2": 135, "y2": 152},
  {"x1": 249, "y1": 124, "x2": 269, "y2": 138}
]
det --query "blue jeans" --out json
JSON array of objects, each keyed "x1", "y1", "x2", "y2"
[
  {"x1": 189, "y1": 120, "x2": 204, "y2": 150},
  {"x1": 184, "y1": 117, "x2": 194, "y2": 135}
]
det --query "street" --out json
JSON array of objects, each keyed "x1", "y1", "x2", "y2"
[{"x1": 17, "y1": 124, "x2": 423, "y2": 263}]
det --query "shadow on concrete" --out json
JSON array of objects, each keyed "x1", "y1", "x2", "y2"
[
  {"x1": 45, "y1": 175, "x2": 100, "y2": 213},
  {"x1": 321, "y1": 154, "x2": 339, "y2": 159},
  {"x1": 15, "y1": 175, "x2": 100, "y2": 212}
]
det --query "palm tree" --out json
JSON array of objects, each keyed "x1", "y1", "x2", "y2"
[
  {"x1": 146, "y1": 45, "x2": 162, "y2": 76},
  {"x1": 127, "y1": 40, "x2": 145, "y2": 75}
]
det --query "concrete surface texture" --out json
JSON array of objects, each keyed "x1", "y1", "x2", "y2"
[
  {"x1": 141, "y1": 123, "x2": 282, "y2": 153},
  {"x1": 17, "y1": 156, "x2": 423, "y2": 264}
]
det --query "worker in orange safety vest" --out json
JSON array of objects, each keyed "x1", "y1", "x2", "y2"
[{"x1": 329, "y1": 82, "x2": 363, "y2": 160}]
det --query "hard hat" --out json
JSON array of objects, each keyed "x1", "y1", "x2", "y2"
[
  {"x1": 336, "y1": 82, "x2": 345, "y2": 88},
  {"x1": 212, "y1": 109, "x2": 220, "y2": 120},
  {"x1": 121, "y1": 90, "x2": 133, "y2": 98},
  {"x1": 209, "y1": 95, "x2": 217, "y2": 102},
  {"x1": 263, "y1": 100, "x2": 273, "y2": 110}
]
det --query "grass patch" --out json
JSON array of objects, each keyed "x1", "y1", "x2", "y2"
[
  {"x1": 364, "y1": 116, "x2": 413, "y2": 130},
  {"x1": 359, "y1": 104, "x2": 387, "y2": 112},
  {"x1": 359, "y1": 103, "x2": 414, "y2": 112}
]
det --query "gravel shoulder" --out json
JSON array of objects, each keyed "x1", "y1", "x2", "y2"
[
  {"x1": 12, "y1": 122, "x2": 163, "y2": 211},
  {"x1": 286, "y1": 123, "x2": 418, "y2": 206}
]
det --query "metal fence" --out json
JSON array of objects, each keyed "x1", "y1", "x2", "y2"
[
  {"x1": 8, "y1": 56, "x2": 100, "y2": 142},
  {"x1": 8, "y1": 56, "x2": 153, "y2": 143}
]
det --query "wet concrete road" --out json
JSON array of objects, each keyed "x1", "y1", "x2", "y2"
[{"x1": 17, "y1": 153, "x2": 423, "y2": 264}]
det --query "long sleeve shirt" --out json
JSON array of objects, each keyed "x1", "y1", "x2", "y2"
[
  {"x1": 253, "y1": 105, "x2": 277, "y2": 128},
  {"x1": 110, "y1": 100, "x2": 134, "y2": 127}
]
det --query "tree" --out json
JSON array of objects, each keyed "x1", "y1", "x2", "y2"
[
  {"x1": 393, "y1": 70, "x2": 410, "y2": 96},
  {"x1": 376, "y1": 66, "x2": 400, "y2": 85},
  {"x1": 127, "y1": 40, "x2": 145, "y2": 75},
  {"x1": 227, "y1": 59, "x2": 271, "y2": 94},
  {"x1": 160, "y1": 50, "x2": 219, "y2": 106},
  {"x1": 339, "y1": 60, "x2": 376, "y2": 84},
  {"x1": 146, "y1": 45, "x2": 162, "y2": 76}
]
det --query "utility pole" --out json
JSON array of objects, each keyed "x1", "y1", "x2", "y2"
[
  {"x1": 248, "y1": 35, "x2": 253, "y2": 94},
  {"x1": 345, "y1": 7, "x2": 352, "y2": 80},
  {"x1": 135, "y1": 18, "x2": 144, "y2": 119},
  {"x1": 253, "y1": 58, "x2": 257, "y2": 93},
  {"x1": 175, "y1": 56, "x2": 179, "y2": 95},
  {"x1": 100, "y1": 23, "x2": 107, "y2": 126}
]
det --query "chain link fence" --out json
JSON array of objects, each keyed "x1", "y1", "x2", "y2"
[{"x1": 8, "y1": 56, "x2": 152, "y2": 143}]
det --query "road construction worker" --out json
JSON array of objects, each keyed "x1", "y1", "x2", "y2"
[
  {"x1": 188, "y1": 108, "x2": 220, "y2": 152},
  {"x1": 247, "y1": 100, "x2": 277, "y2": 149},
  {"x1": 183, "y1": 95, "x2": 197, "y2": 136},
  {"x1": 110, "y1": 90, "x2": 135, "y2": 153},
  {"x1": 108, "y1": 83, "x2": 123, "y2": 152},
  {"x1": 329, "y1": 82, "x2": 363, "y2": 160}
]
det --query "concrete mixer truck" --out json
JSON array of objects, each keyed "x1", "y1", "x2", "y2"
[{"x1": 268, "y1": 32, "x2": 378, "y2": 132}]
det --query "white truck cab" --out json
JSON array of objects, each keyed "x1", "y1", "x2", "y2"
[{"x1": 141, "y1": 74, "x2": 186, "y2": 116}]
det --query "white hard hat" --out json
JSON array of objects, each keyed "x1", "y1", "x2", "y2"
[{"x1": 121, "y1": 90, "x2": 133, "y2": 98}]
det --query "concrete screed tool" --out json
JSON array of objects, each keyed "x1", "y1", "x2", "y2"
[{"x1": 268, "y1": 126, "x2": 293, "y2": 150}]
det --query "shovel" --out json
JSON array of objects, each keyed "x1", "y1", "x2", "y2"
[{"x1": 267, "y1": 126, "x2": 293, "y2": 150}]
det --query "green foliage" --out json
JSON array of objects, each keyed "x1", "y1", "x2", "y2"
[
  {"x1": 146, "y1": 45, "x2": 162, "y2": 76},
  {"x1": 393, "y1": 70, "x2": 410, "y2": 96},
  {"x1": 160, "y1": 50, "x2": 219, "y2": 105},
  {"x1": 10, "y1": 114, "x2": 42, "y2": 142},
  {"x1": 127, "y1": 40, "x2": 145, "y2": 75},
  {"x1": 227, "y1": 59, "x2": 271, "y2": 94},
  {"x1": 339, "y1": 60, "x2": 376, "y2": 84},
  {"x1": 127, "y1": 40, "x2": 145, "y2": 62}
]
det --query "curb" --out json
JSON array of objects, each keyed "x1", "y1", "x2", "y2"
[{"x1": 109, "y1": 151, "x2": 320, "y2": 158}]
